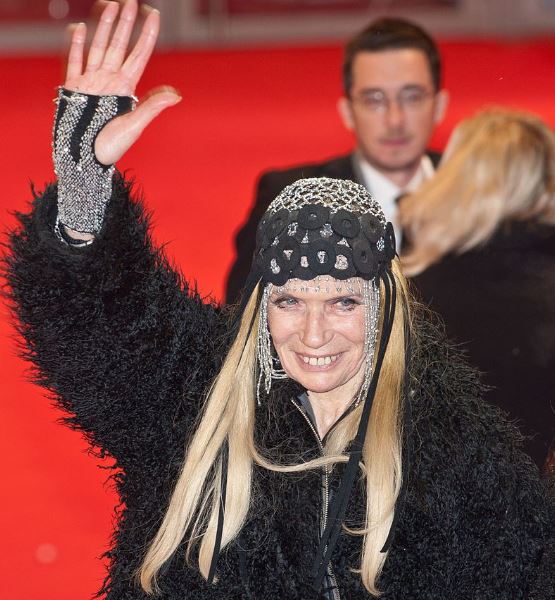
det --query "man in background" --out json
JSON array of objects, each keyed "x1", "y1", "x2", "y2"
[{"x1": 226, "y1": 17, "x2": 449, "y2": 303}]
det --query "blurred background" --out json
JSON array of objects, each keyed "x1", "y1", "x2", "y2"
[
  {"x1": 1, "y1": 1, "x2": 554, "y2": 598},
  {"x1": 3, "y1": 0, "x2": 555, "y2": 50}
]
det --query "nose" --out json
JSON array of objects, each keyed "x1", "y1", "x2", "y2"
[
  {"x1": 385, "y1": 98, "x2": 405, "y2": 130},
  {"x1": 300, "y1": 306, "x2": 332, "y2": 349}
]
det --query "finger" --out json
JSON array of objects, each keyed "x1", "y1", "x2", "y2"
[
  {"x1": 102, "y1": 0, "x2": 138, "y2": 72},
  {"x1": 139, "y1": 86, "x2": 182, "y2": 110},
  {"x1": 94, "y1": 88, "x2": 181, "y2": 165},
  {"x1": 127, "y1": 89, "x2": 182, "y2": 134},
  {"x1": 85, "y1": 1, "x2": 120, "y2": 72},
  {"x1": 65, "y1": 22, "x2": 87, "y2": 82},
  {"x1": 91, "y1": 0, "x2": 111, "y2": 20},
  {"x1": 120, "y1": 6, "x2": 159, "y2": 88}
]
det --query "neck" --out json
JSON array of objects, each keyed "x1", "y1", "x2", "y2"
[
  {"x1": 308, "y1": 393, "x2": 352, "y2": 439},
  {"x1": 358, "y1": 151, "x2": 421, "y2": 189},
  {"x1": 383, "y1": 165, "x2": 419, "y2": 189},
  {"x1": 307, "y1": 371, "x2": 364, "y2": 438}
]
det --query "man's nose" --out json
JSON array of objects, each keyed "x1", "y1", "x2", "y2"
[{"x1": 385, "y1": 98, "x2": 405, "y2": 130}]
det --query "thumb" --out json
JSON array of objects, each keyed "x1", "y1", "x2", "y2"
[
  {"x1": 95, "y1": 87, "x2": 182, "y2": 165},
  {"x1": 132, "y1": 86, "x2": 183, "y2": 131}
]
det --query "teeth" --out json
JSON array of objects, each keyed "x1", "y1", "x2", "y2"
[{"x1": 302, "y1": 354, "x2": 339, "y2": 366}]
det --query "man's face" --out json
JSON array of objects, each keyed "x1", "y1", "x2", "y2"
[{"x1": 339, "y1": 49, "x2": 447, "y2": 175}]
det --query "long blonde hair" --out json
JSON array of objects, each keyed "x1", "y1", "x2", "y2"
[
  {"x1": 400, "y1": 108, "x2": 555, "y2": 276},
  {"x1": 139, "y1": 261, "x2": 409, "y2": 596}
]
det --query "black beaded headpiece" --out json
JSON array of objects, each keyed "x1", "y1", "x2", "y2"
[
  {"x1": 254, "y1": 177, "x2": 396, "y2": 285},
  {"x1": 209, "y1": 178, "x2": 409, "y2": 593}
]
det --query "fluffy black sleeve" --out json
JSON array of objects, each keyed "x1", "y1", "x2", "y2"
[
  {"x1": 3, "y1": 175, "x2": 222, "y2": 471},
  {"x1": 409, "y1": 313, "x2": 554, "y2": 599}
]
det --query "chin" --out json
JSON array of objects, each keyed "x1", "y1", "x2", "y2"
[
  {"x1": 303, "y1": 382, "x2": 337, "y2": 394},
  {"x1": 385, "y1": 152, "x2": 420, "y2": 170},
  {"x1": 372, "y1": 147, "x2": 422, "y2": 171},
  {"x1": 290, "y1": 371, "x2": 342, "y2": 394}
]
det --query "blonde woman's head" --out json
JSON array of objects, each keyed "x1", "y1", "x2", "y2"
[{"x1": 400, "y1": 108, "x2": 555, "y2": 276}]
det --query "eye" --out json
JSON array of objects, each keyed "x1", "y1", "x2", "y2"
[
  {"x1": 403, "y1": 91, "x2": 424, "y2": 104},
  {"x1": 360, "y1": 92, "x2": 385, "y2": 109},
  {"x1": 333, "y1": 297, "x2": 361, "y2": 311},
  {"x1": 271, "y1": 295, "x2": 298, "y2": 309},
  {"x1": 399, "y1": 88, "x2": 431, "y2": 107}
]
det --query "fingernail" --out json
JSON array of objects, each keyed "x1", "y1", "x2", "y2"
[{"x1": 67, "y1": 22, "x2": 85, "y2": 36}]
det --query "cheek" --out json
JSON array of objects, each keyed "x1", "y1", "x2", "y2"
[
  {"x1": 352, "y1": 113, "x2": 381, "y2": 139},
  {"x1": 338, "y1": 315, "x2": 366, "y2": 355},
  {"x1": 267, "y1": 311, "x2": 296, "y2": 349},
  {"x1": 410, "y1": 112, "x2": 436, "y2": 138},
  {"x1": 348, "y1": 330, "x2": 366, "y2": 358},
  {"x1": 267, "y1": 315, "x2": 299, "y2": 376}
]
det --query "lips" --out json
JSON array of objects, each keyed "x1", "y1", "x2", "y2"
[{"x1": 380, "y1": 138, "x2": 410, "y2": 146}]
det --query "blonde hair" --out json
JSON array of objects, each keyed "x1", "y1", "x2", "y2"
[
  {"x1": 138, "y1": 261, "x2": 409, "y2": 596},
  {"x1": 400, "y1": 108, "x2": 555, "y2": 276}
]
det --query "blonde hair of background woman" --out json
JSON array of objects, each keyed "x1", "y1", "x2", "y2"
[
  {"x1": 400, "y1": 108, "x2": 555, "y2": 277},
  {"x1": 138, "y1": 261, "x2": 410, "y2": 596}
]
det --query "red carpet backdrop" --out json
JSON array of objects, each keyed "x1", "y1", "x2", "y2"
[{"x1": 1, "y1": 39, "x2": 555, "y2": 598}]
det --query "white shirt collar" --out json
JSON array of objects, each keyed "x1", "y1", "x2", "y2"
[{"x1": 355, "y1": 153, "x2": 435, "y2": 249}]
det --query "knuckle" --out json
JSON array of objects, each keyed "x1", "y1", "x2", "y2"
[{"x1": 112, "y1": 37, "x2": 127, "y2": 51}]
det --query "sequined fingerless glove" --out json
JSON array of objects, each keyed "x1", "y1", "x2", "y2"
[{"x1": 52, "y1": 87, "x2": 135, "y2": 240}]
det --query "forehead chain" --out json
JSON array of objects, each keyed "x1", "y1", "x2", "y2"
[{"x1": 273, "y1": 275, "x2": 362, "y2": 295}]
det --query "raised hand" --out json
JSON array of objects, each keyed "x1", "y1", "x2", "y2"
[{"x1": 65, "y1": 0, "x2": 181, "y2": 165}]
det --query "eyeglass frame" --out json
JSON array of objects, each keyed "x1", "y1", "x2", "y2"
[{"x1": 349, "y1": 85, "x2": 437, "y2": 114}]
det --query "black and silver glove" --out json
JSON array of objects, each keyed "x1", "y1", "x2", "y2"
[{"x1": 52, "y1": 87, "x2": 135, "y2": 241}]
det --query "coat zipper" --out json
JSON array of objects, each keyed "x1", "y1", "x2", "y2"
[{"x1": 291, "y1": 399, "x2": 341, "y2": 600}]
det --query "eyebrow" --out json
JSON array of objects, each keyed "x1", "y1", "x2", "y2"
[
  {"x1": 358, "y1": 83, "x2": 428, "y2": 94},
  {"x1": 327, "y1": 293, "x2": 364, "y2": 301},
  {"x1": 269, "y1": 291, "x2": 364, "y2": 301},
  {"x1": 269, "y1": 291, "x2": 296, "y2": 300}
]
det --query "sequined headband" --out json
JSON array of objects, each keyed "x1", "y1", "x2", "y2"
[{"x1": 254, "y1": 177, "x2": 396, "y2": 285}]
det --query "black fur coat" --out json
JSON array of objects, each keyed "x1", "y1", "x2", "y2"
[{"x1": 4, "y1": 177, "x2": 554, "y2": 599}]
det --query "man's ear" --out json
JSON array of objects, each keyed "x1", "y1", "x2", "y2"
[
  {"x1": 337, "y1": 96, "x2": 355, "y2": 131},
  {"x1": 433, "y1": 89, "x2": 449, "y2": 125}
]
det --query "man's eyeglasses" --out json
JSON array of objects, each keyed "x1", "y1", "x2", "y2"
[{"x1": 351, "y1": 88, "x2": 435, "y2": 113}]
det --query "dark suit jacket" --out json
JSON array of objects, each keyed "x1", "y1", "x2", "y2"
[
  {"x1": 411, "y1": 220, "x2": 555, "y2": 468},
  {"x1": 226, "y1": 151, "x2": 440, "y2": 303}
]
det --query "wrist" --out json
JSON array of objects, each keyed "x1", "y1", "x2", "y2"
[{"x1": 52, "y1": 87, "x2": 135, "y2": 235}]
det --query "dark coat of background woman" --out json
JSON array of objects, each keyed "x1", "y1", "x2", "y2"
[{"x1": 400, "y1": 109, "x2": 555, "y2": 469}]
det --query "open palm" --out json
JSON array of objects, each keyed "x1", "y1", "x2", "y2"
[{"x1": 64, "y1": 0, "x2": 180, "y2": 165}]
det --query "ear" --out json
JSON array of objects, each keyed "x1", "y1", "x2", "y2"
[
  {"x1": 433, "y1": 89, "x2": 449, "y2": 125},
  {"x1": 337, "y1": 96, "x2": 355, "y2": 131}
]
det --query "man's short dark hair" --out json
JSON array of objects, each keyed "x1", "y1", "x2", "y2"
[{"x1": 343, "y1": 17, "x2": 442, "y2": 95}]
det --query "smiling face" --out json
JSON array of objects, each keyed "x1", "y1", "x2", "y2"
[{"x1": 267, "y1": 278, "x2": 370, "y2": 402}]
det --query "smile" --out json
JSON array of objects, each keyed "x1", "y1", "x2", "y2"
[{"x1": 299, "y1": 353, "x2": 340, "y2": 366}]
